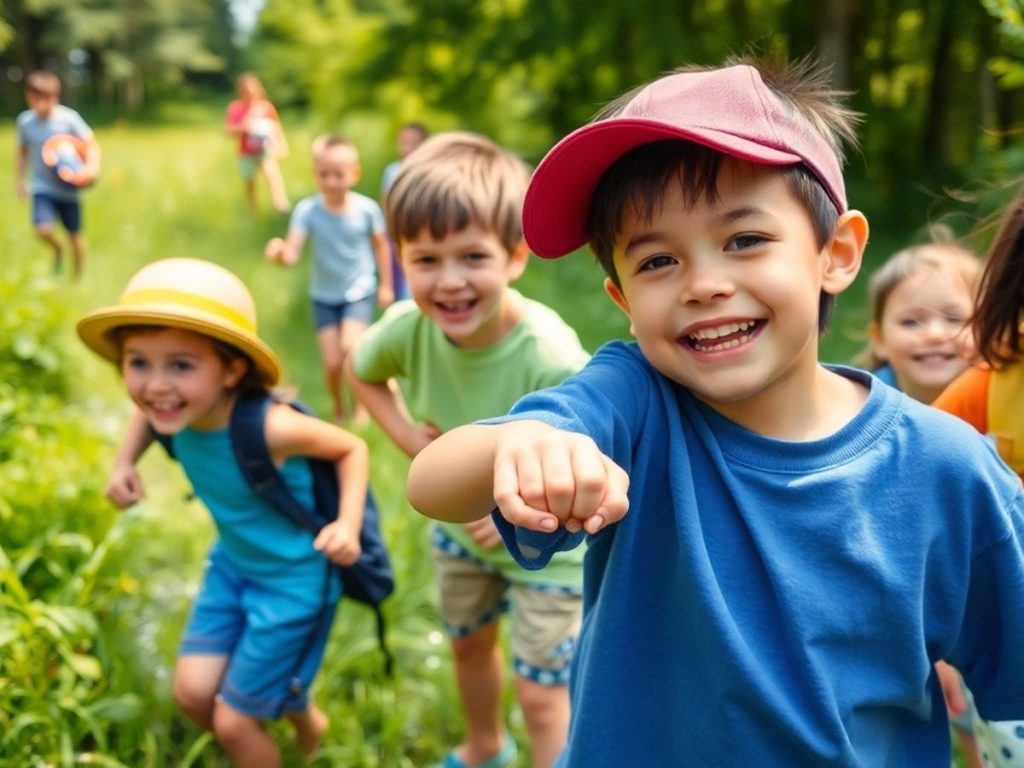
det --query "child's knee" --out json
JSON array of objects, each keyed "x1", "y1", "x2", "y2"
[
  {"x1": 450, "y1": 623, "x2": 500, "y2": 663},
  {"x1": 322, "y1": 357, "x2": 343, "y2": 379},
  {"x1": 516, "y1": 677, "x2": 567, "y2": 720},
  {"x1": 173, "y1": 677, "x2": 215, "y2": 724},
  {"x1": 212, "y1": 700, "x2": 258, "y2": 747}
]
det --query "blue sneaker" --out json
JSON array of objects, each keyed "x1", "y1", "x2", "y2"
[{"x1": 437, "y1": 735, "x2": 518, "y2": 768}]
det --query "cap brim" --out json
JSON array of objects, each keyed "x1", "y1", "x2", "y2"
[
  {"x1": 77, "y1": 306, "x2": 281, "y2": 385},
  {"x1": 522, "y1": 119, "x2": 802, "y2": 259}
]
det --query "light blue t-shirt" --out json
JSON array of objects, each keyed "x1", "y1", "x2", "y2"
[
  {"x1": 289, "y1": 192, "x2": 385, "y2": 304},
  {"x1": 380, "y1": 159, "x2": 402, "y2": 198},
  {"x1": 489, "y1": 341, "x2": 1024, "y2": 767},
  {"x1": 16, "y1": 104, "x2": 93, "y2": 201},
  {"x1": 172, "y1": 425, "x2": 334, "y2": 596}
]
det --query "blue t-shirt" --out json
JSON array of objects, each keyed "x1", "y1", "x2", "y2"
[
  {"x1": 489, "y1": 341, "x2": 1024, "y2": 767},
  {"x1": 872, "y1": 363, "x2": 898, "y2": 389},
  {"x1": 16, "y1": 104, "x2": 93, "y2": 201},
  {"x1": 173, "y1": 425, "x2": 337, "y2": 597},
  {"x1": 289, "y1": 192, "x2": 385, "y2": 304}
]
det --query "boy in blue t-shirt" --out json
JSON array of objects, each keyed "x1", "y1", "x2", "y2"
[
  {"x1": 266, "y1": 134, "x2": 393, "y2": 423},
  {"x1": 407, "y1": 58, "x2": 1024, "y2": 766},
  {"x1": 16, "y1": 70, "x2": 100, "y2": 279}
]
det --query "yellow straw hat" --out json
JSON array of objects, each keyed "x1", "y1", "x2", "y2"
[{"x1": 77, "y1": 257, "x2": 281, "y2": 385}]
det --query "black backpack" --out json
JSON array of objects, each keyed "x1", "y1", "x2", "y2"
[{"x1": 150, "y1": 389, "x2": 395, "y2": 673}]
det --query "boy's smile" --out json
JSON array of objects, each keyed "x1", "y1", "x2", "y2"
[
  {"x1": 401, "y1": 223, "x2": 528, "y2": 348},
  {"x1": 605, "y1": 159, "x2": 867, "y2": 437}
]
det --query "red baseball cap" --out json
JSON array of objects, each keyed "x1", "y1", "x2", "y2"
[{"x1": 522, "y1": 64, "x2": 848, "y2": 259}]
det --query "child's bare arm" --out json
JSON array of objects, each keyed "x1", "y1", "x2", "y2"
[
  {"x1": 264, "y1": 230, "x2": 305, "y2": 265},
  {"x1": 407, "y1": 421, "x2": 629, "y2": 534},
  {"x1": 106, "y1": 408, "x2": 154, "y2": 508},
  {"x1": 265, "y1": 403, "x2": 370, "y2": 566},
  {"x1": 345, "y1": 357, "x2": 439, "y2": 458},
  {"x1": 372, "y1": 232, "x2": 394, "y2": 307}
]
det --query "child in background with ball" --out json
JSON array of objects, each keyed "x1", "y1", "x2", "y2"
[
  {"x1": 15, "y1": 70, "x2": 100, "y2": 279},
  {"x1": 225, "y1": 72, "x2": 290, "y2": 214}
]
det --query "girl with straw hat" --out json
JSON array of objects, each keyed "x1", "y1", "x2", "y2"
[{"x1": 78, "y1": 257, "x2": 369, "y2": 766}]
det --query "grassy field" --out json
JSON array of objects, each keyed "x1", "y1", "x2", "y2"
[{"x1": 0, "y1": 109, "x2": 966, "y2": 766}]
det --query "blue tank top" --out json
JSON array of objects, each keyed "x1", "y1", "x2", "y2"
[{"x1": 173, "y1": 426, "x2": 330, "y2": 591}]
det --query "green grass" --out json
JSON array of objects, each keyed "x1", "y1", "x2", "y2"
[{"x1": 0, "y1": 107, "x2": 967, "y2": 766}]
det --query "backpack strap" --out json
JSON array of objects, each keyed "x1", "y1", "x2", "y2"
[
  {"x1": 229, "y1": 389, "x2": 395, "y2": 675},
  {"x1": 229, "y1": 390, "x2": 322, "y2": 535}
]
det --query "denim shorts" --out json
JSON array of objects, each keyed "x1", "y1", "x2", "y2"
[
  {"x1": 312, "y1": 295, "x2": 376, "y2": 331},
  {"x1": 32, "y1": 193, "x2": 81, "y2": 233},
  {"x1": 178, "y1": 547, "x2": 339, "y2": 719}
]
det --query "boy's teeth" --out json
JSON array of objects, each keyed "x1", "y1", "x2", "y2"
[{"x1": 690, "y1": 320, "x2": 753, "y2": 340}]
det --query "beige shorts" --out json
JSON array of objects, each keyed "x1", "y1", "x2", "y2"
[{"x1": 431, "y1": 544, "x2": 581, "y2": 686}]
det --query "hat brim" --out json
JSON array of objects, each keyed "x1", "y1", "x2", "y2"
[
  {"x1": 77, "y1": 305, "x2": 281, "y2": 385},
  {"x1": 522, "y1": 119, "x2": 803, "y2": 260}
]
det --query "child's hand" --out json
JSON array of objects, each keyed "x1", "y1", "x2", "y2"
[
  {"x1": 264, "y1": 237, "x2": 296, "y2": 265},
  {"x1": 314, "y1": 519, "x2": 362, "y2": 566},
  {"x1": 404, "y1": 421, "x2": 442, "y2": 456},
  {"x1": 106, "y1": 464, "x2": 145, "y2": 509},
  {"x1": 935, "y1": 660, "x2": 967, "y2": 717},
  {"x1": 463, "y1": 516, "x2": 502, "y2": 549},
  {"x1": 493, "y1": 429, "x2": 629, "y2": 535}
]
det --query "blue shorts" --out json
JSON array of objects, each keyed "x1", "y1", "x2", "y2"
[
  {"x1": 312, "y1": 295, "x2": 376, "y2": 331},
  {"x1": 179, "y1": 547, "x2": 339, "y2": 719},
  {"x1": 32, "y1": 193, "x2": 81, "y2": 234}
]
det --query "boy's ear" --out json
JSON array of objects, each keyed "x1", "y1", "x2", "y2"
[
  {"x1": 505, "y1": 240, "x2": 530, "y2": 281},
  {"x1": 603, "y1": 278, "x2": 636, "y2": 337},
  {"x1": 821, "y1": 210, "x2": 869, "y2": 295}
]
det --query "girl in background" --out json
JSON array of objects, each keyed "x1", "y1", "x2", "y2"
[
  {"x1": 861, "y1": 231, "x2": 980, "y2": 402},
  {"x1": 934, "y1": 189, "x2": 1024, "y2": 768},
  {"x1": 226, "y1": 72, "x2": 290, "y2": 213},
  {"x1": 858, "y1": 230, "x2": 985, "y2": 767}
]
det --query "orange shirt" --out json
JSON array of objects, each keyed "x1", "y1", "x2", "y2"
[
  {"x1": 932, "y1": 366, "x2": 989, "y2": 435},
  {"x1": 934, "y1": 365, "x2": 1024, "y2": 482}
]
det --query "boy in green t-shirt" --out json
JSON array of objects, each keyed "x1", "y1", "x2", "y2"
[{"x1": 349, "y1": 131, "x2": 589, "y2": 768}]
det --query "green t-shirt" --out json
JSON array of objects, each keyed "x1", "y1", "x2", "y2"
[{"x1": 353, "y1": 291, "x2": 590, "y2": 586}]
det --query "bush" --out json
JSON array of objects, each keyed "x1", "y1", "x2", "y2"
[{"x1": 0, "y1": 263, "x2": 178, "y2": 766}]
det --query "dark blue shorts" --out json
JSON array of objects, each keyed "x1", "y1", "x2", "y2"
[
  {"x1": 312, "y1": 295, "x2": 376, "y2": 331},
  {"x1": 32, "y1": 193, "x2": 81, "y2": 234},
  {"x1": 178, "y1": 547, "x2": 339, "y2": 719}
]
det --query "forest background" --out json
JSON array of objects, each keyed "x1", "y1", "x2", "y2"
[{"x1": 3, "y1": 0, "x2": 1024, "y2": 765}]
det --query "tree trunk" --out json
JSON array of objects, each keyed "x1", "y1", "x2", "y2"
[
  {"x1": 816, "y1": 0, "x2": 852, "y2": 90},
  {"x1": 921, "y1": 0, "x2": 956, "y2": 164}
]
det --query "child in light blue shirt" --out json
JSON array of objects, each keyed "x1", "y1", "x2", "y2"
[{"x1": 266, "y1": 134, "x2": 393, "y2": 423}]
